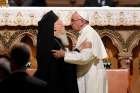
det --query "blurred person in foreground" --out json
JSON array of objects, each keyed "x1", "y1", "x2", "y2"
[
  {"x1": 0, "y1": 52, "x2": 11, "y2": 82},
  {"x1": 0, "y1": 43, "x2": 47, "y2": 92}
]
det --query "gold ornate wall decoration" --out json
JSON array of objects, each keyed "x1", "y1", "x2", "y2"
[
  {"x1": 2, "y1": 31, "x2": 12, "y2": 42},
  {"x1": 98, "y1": 30, "x2": 125, "y2": 53},
  {"x1": 0, "y1": 29, "x2": 75, "y2": 50},
  {"x1": 126, "y1": 31, "x2": 140, "y2": 54},
  {"x1": 0, "y1": 37, "x2": 4, "y2": 50},
  {"x1": 133, "y1": 10, "x2": 140, "y2": 25},
  {"x1": 9, "y1": 30, "x2": 37, "y2": 48},
  {"x1": 93, "y1": 11, "x2": 101, "y2": 25},
  {"x1": 0, "y1": 31, "x2": 14, "y2": 48},
  {"x1": 2, "y1": 10, "x2": 9, "y2": 26},
  {"x1": 29, "y1": 13, "x2": 36, "y2": 25},
  {"x1": 0, "y1": 0, "x2": 7, "y2": 6},
  {"x1": 106, "y1": 12, "x2": 112, "y2": 24},
  {"x1": 119, "y1": 11, "x2": 125, "y2": 25},
  {"x1": 1, "y1": 8, "x2": 140, "y2": 26},
  {"x1": 15, "y1": 12, "x2": 23, "y2": 25},
  {"x1": 0, "y1": 29, "x2": 37, "y2": 49},
  {"x1": 99, "y1": 30, "x2": 132, "y2": 68}
]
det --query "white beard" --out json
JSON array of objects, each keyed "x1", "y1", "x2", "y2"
[{"x1": 54, "y1": 31, "x2": 69, "y2": 46}]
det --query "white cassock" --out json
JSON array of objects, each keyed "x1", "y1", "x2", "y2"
[{"x1": 64, "y1": 25, "x2": 108, "y2": 93}]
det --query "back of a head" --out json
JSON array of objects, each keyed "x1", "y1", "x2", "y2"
[
  {"x1": 0, "y1": 53, "x2": 11, "y2": 80},
  {"x1": 10, "y1": 43, "x2": 31, "y2": 67}
]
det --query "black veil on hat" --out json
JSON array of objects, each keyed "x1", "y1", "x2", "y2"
[{"x1": 36, "y1": 10, "x2": 58, "y2": 62}]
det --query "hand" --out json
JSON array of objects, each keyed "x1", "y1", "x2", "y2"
[
  {"x1": 79, "y1": 40, "x2": 92, "y2": 51},
  {"x1": 51, "y1": 49, "x2": 65, "y2": 58}
]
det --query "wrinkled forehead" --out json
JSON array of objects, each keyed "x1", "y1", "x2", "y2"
[{"x1": 55, "y1": 19, "x2": 63, "y2": 25}]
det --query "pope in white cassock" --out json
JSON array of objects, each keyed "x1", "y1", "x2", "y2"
[{"x1": 52, "y1": 10, "x2": 108, "y2": 93}]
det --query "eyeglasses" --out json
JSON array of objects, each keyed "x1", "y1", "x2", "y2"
[{"x1": 71, "y1": 18, "x2": 82, "y2": 22}]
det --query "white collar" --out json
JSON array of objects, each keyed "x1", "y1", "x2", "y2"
[{"x1": 79, "y1": 25, "x2": 90, "y2": 35}]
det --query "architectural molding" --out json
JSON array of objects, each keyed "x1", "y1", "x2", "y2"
[
  {"x1": 126, "y1": 31, "x2": 140, "y2": 54},
  {"x1": 98, "y1": 30, "x2": 125, "y2": 53}
]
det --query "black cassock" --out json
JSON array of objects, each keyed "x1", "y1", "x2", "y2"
[{"x1": 34, "y1": 11, "x2": 79, "y2": 93}]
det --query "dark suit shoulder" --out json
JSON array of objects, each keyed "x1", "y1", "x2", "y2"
[{"x1": 26, "y1": 76, "x2": 47, "y2": 87}]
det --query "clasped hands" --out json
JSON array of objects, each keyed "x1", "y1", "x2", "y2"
[{"x1": 51, "y1": 40, "x2": 92, "y2": 58}]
